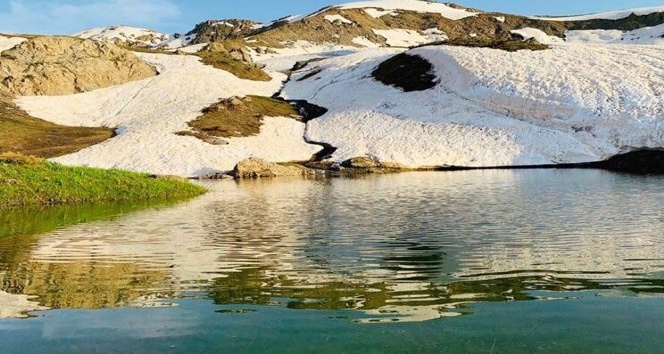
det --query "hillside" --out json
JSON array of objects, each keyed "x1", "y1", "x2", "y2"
[{"x1": 1, "y1": 0, "x2": 661, "y2": 176}]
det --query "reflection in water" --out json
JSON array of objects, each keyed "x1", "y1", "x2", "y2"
[{"x1": 0, "y1": 170, "x2": 662, "y2": 322}]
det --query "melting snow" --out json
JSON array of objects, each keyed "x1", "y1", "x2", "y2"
[
  {"x1": 0, "y1": 34, "x2": 26, "y2": 52},
  {"x1": 339, "y1": 0, "x2": 478, "y2": 20},
  {"x1": 16, "y1": 53, "x2": 319, "y2": 177},
  {"x1": 324, "y1": 15, "x2": 354, "y2": 24},
  {"x1": 533, "y1": 6, "x2": 664, "y2": 21},
  {"x1": 511, "y1": 28, "x2": 565, "y2": 45}
]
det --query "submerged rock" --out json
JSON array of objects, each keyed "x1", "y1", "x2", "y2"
[{"x1": 233, "y1": 158, "x2": 314, "y2": 178}]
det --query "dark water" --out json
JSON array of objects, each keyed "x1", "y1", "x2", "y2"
[{"x1": 0, "y1": 170, "x2": 662, "y2": 353}]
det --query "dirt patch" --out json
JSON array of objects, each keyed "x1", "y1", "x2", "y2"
[
  {"x1": 178, "y1": 95, "x2": 302, "y2": 141},
  {"x1": 372, "y1": 53, "x2": 437, "y2": 92},
  {"x1": 0, "y1": 95, "x2": 115, "y2": 158}
]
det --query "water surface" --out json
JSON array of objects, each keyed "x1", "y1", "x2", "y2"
[{"x1": 0, "y1": 170, "x2": 662, "y2": 353}]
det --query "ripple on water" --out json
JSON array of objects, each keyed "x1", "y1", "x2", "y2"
[{"x1": 0, "y1": 170, "x2": 662, "y2": 321}]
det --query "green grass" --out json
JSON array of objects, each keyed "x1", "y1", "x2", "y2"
[{"x1": 0, "y1": 154, "x2": 206, "y2": 209}]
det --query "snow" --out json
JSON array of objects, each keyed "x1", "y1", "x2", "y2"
[
  {"x1": 339, "y1": 0, "x2": 478, "y2": 20},
  {"x1": 495, "y1": 16, "x2": 506, "y2": 23},
  {"x1": 373, "y1": 29, "x2": 443, "y2": 47},
  {"x1": 157, "y1": 33, "x2": 197, "y2": 50},
  {"x1": 533, "y1": 6, "x2": 664, "y2": 21},
  {"x1": 252, "y1": 40, "x2": 360, "y2": 72},
  {"x1": 281, "y1": 44, "x2": 663, "y2": 168},
  {"x1": 16, "y1": 53, "x2": 320, "y2": 177},
  {"x1": 364, "y1": 8, "x2": 397, "y2": 18},
  {"x1": 352, "y1": 36, "x2": 380, "y2": 48},
  {"x1": 0, "y1": 291, "x2": 47, "y2": 318},
  {"x1": 511, "y1": 28, "x2": 564, "y2": 45},
  {"x1": 324, "y1": 15, "x2": 354, "y2": 24},
  {"x1": 74, "y1": 26, "x2": 168, "y2": 46},
  {"x1": 565, "y1": 24, "x2": 664, "y2": 45},
  {"x1": 0, "y1": 34, "x2": 26, "y2": 52},
  {"x1": 177, "y1": 43, "x2": 209, "y2": 53}
]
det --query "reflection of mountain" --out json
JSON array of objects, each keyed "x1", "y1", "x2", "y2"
[{"x1": 1, "y1": 171, "x2": 662, "y2": 321}]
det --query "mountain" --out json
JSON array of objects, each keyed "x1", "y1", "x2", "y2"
[
  {"x1": 74, "y1": 26, "x2": 169, "y2": 47},
  {"x1": 2, "y1": 0, "x2": 662, "y2": 176}
]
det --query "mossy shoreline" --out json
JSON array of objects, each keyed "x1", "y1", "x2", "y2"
[{"x1": 0, "y1": 154, "x2": 206, "y2": 209}]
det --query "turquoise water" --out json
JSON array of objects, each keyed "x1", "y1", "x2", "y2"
[{"x1": 0, "y1": 170, "x2": 662, "y2": 353}]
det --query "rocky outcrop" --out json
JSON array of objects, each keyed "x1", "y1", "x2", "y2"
[
  {"x1": 233, "y1": 158, "x2": 314, "y2": 178},
  {"x1": 187, "y1": 20, "x2": 262, "y2": 44},
  {"x1": 0, "y1": 36, "x2": 156, "y2": 96}
]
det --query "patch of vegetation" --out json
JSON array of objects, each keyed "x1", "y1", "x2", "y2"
[
  {"x1": 179, "y1": 95, "x2": 302, "y2": 140},
  {"x1": 196, "y1": 49, "x2": 271, "y2": 81},
  {"x1": 438, "y1": 37, "x2": 550, "y2": 51},
  {"x1": 0, "y1": 96, "x2": 115, "y2": 158},
  {"x1": 0, "y1": 153, "x2": 206, "y2": 209},
  {"x1": 372, "y1": 53, "x2": 437, "y2": 92}
]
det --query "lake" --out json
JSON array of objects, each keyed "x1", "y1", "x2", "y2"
[{"x1": 0, "y1": 170, "x2": 662, "y2": 353}]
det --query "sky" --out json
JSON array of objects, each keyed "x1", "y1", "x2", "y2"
[{"x1": 0, "y1": 0, "x2": 663, "y2": 35}]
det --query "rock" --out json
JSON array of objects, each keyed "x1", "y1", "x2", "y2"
[
  {"x1": 202, "y1": 137, "x2": 229, "y2": 145},
  {"x1": 233, "y1": 158, "x2": 314, "y2": 178},
  {"x1": 228, "y1": 96, "x2": 244, "y2": 107},
  {"x1": 341, "y1": 156, "x2": 382, "y2": 168},
  {"x1": 0, "y1": 36, "x2": 156, "y2": 96}
]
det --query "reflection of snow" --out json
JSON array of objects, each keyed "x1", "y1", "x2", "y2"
[
  {"x1": 9, "y1": 170, "x2": 664, "y2": 322},
  {"x1": 0, "y1": 291, "x2": 47, "y2": 319}
]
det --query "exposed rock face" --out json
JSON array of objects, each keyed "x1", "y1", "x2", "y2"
[
  {"x1": 0, "y1": 36, "x2": 156, "y2": 96},
  {"x1": 188, "y1": 20, "x2": 262, "y2": 44},
  {"x1": 204, "y1": 42, "x2": 254, "y2": 64},
  {"x1": 233, "y1": 158, "x2": 314, "y2": 178}
]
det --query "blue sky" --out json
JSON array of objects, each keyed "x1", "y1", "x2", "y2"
[{"x1": 1, "y1": 0, "x2": 662, "y2": 35}]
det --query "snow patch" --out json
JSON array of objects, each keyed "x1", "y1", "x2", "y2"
[
  {"x1": 364, "y1": 8, "x2": 398, "y2": 18},
  {"x1": 339, "y1": 0, "x2": 478, "y2": 20},
  {"x1": 352, "y1": 36, "x2": 380, "y2": 48},
  {"x1": 495, "y1": 16, "x2": 506, "y2": 23},
  {"x1": 74, "y1": 26, "x2": 168, "y2": 46},
  {"x1": 281, "y1": 44, "x2": 663, "y2": 168},
  {"x1": 533, "y1": 6, "x2": 664, "y2": 21},
  {"x1": 0, "y1": 34, "x2": 26, "y2": 52},
  {"x1": 324, "y1": 15, "x2": 354, "y2": 24},
  {"x1": 373, "y1": 29, "x2": 442, "y2": 47},
  {"x1": 511, "y1": 28, "x2": 564, "y2": 45},
  {"x1": 565, "y1": 24, "x2": 664, "y2": 45},
  {"x1": 16, "y1": 53, "x2": 319, "y2": 177}
]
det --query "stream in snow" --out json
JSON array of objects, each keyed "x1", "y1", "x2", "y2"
[{"x1": 0, "y1": 170, "x2": 662, "y2": 353}]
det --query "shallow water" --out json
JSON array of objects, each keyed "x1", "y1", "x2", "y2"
[{"x1": 0, "y1": 170, "x2": 662, "y2": 353}]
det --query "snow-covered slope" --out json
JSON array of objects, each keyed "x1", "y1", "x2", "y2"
[
  {"x1": 281, "y1": 44, "x2": 663, "y2": 168},
  {"x1": 511, "y1": 28, "x2": 564, "y2": 45},
  {"x1": 533, "y1": 6, "x2": 664, "y2": 21},
  {"x1": 74, "y1": 26, "x2": 169, "y2": 46},
  {"x1": 0, "y1": 34, "x2": 26, "y2": 52},
  {"x1": 566, "y1": 24, "x2": 664, "y2": 45},
  {"x1": 338, "y1": 0, "x2": 478, "y2": 20},
  {"x1": 16, "y1": 53, "x2": 319, "y2": 177}
]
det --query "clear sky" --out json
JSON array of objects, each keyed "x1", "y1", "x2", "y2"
[{"x1": 1, "y1": 0, "x2": 663, "y2": 35}]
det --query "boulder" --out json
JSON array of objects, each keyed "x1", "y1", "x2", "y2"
[{"x1": 233, "y1": 158, "x2": 314, "y2": 178}]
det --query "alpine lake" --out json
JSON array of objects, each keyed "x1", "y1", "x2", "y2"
[{"x1": 0, "y1": 169, "x2": 662, "y2": 353}]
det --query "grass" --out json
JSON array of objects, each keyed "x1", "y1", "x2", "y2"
[
  {"x1": 196, "y1": 49, "x2": 271, "y2": 82},
  {"x1": 0, "y1": 153, "x2": 206, "y2": 209},
  {"x1": 434, "y1": 38, "x2": 550, "y2": 52},
  {"x1": 0, "y1": 96, "x2": 115, "y2": 158},
  {"x1": 179, "y1": 95, "x2": 301, "y2": 140}
]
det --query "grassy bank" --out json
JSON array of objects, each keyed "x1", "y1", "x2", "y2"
[{"x1": 0, "y1": 153, "x2": 206, "y2": 209}]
